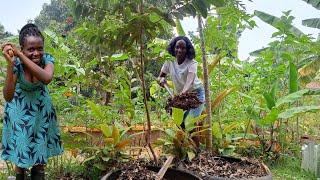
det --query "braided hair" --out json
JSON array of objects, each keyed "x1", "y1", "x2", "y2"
[{"x1": 19, "y1": 23, "x2": 44, "y2": 47}]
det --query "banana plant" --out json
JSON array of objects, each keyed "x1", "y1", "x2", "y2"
[
  {"x1": 254, "y1": 10, "x2": 305, "y2": 38},
  {"x1": 301, "y1": 0, "x2": 320, "y2": 29}
]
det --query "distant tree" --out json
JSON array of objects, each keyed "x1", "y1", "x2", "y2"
[
  {"x1": 0, "y1": 23, "x2": 13, "y2": 40},
  {"x1": 34, "y1": 0, "x2": 73, "y2": 35}
]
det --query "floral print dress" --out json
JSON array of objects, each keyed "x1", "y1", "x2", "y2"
[{"x1": 1, "y1": 54, "x2": 63, "y2": 168}]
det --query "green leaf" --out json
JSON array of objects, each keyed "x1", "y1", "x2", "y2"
[
  {"x1": 172, "y1": 107, "x2": 184, "y2": 126},
  {"x1": 86, "y1": 100, "x2": 105, "y2": 121},
  {"x1": 212, "y1": 122, "x2": 222, "y2": 139},
  {"x1": 289, "y1": 62, "x2": 298, "y2": 93},
  {"x1": 302, "y1": 18, "x2": 320, "y2": 29},
  {"x1": 148, "y1": 7, "x2": 175, "y2": 26},
  {"x1": 110, "y1": 53, "x2": 129, "y2": 61},
  {"x1": 278, "y1": 106, "x2": 320, "y2": 119},
  {"x1": 258, "y1": 108, "x2": 279, "y2": 126},
  {"x1": 207, "y1": 0, "x2": 225, "y2": 7},
  {"x1": 245, "y1": 107, "x2": 260, "y2": 121},
  {"x1": 192, "y1": 0, "x2": 209, "y2": 18},
  {"x1": 302, "y1": 0, "x2": 320, "y2": 10},
  {"x1": 254, "y1": 10, "x2": 304, "y2": 37},
  {"x1": 164, "y1": 129, "x2": 176, "y2": 139},
  {"x1": 100, "y1": 124, "x2": 112, "y2": 137},
  {"x1": 276, "y1": 89, "x2": 309, "y2": 107},
  {"x1": 175, "y1": 18, "x2": 186, "y2": 36},
  {"x1": 185, "y1": 114, "x2": 207, "y2": 132},
  {"x1": 263, "y1": 93, "x2": 275, "y2": 110}
]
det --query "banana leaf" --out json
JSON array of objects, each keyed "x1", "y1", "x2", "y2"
[
  {"x1": 278, "y1": 105, "x2": 320, "y2": 119},
  {"x1": 254, "y1": 10, "x2": 304, "y2": 37},
  {"x1": 302, "y1": 18, "x2": 320, "y2": 29},
  {"x1": 302, "y1": 0, "x2": 320, "y2": 10}
]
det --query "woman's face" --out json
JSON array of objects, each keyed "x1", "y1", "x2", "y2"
[
  {"x1": 175, "y1": 39, "x2": 187, "y2": 62},
  {"x1": 22, "y1": 36, "x2": 44, "y2": 65}
]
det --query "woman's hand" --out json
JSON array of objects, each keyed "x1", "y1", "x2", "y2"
[
  {"x1": 157, "y1": 77, "x2": 167, "y2": 87},
  {"x1": 1, "y1": 43, "x2": 17, "y2": 65}
]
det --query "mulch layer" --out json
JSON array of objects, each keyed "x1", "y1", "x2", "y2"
[{"x1": 181, "y1": 152, "x2": 269, "y2": 179}]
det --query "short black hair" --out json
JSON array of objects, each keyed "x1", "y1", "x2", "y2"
[
  {"x1": 167, "y1": 36, "x2": 195, "y2": 60},
  {"x1": 19, "y1": 23, "x2": 44, "y2": 47}
]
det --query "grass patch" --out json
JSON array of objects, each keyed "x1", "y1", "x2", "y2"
[{"x1": 269, "y1": 156, "x2": 317, "y2": 180}]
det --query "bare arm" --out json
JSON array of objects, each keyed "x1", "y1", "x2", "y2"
[
  {"x1": 181, "y1": 72, "x2": 195, "y2": 94},
  {"x1": 2, "y1": 44, "x2": 17, "y2": 101},
  {"x1": 16, "y1": 51, "x2": 54, "y2": 85}
]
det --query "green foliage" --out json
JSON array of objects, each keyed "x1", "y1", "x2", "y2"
[
  {"x1": 157, "y1": 108, "x2": 206, "y2": 161},
  {"x1": 254, "y1": 10, "x2": 304, "y2": 37},
  {"x1": 302, "y1": 18, "x2": 320, "y2": 29},
  {"x1": 278, "y1": 105, "x2": 320, "y2": 119},
  {"x1": 289, "y1": 62, "x2": 298, "y2": 93},
  {"x1": 82, "y1": 125, "x2": 131, "y2": 173}
]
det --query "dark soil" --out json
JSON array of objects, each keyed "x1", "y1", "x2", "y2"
[
  {"x1": 166, "y1": 92, "x2": 202, "y2": 112},
  {"x1": 181, "y1": 152, "x2": 269, "y2": 179},
  {"x1": 105, "y1": 160, "x2": 163, "y2": 180}
]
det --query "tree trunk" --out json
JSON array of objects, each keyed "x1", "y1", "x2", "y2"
[
  {"x1": 139, "y1": 0, "x2": 157, "y2": 163},
  {"x1": 197, "y1": 15, "x2": 212, "y2": 150}
]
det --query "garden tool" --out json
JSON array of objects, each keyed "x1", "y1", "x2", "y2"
[{"x1": 163, "y1": 83, "x2": 174, "y2": 98}]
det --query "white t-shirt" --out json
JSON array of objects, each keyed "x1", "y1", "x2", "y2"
[{"x1": 161, "y1": 59, "x2": 203, "y2": 93}]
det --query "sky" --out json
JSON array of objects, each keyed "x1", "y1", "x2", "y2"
[
  {"x1": 181, "y1": 0, "x2": 320, "y2": 60},
  {"x1": 0, "y1": 0, "x2": 319, "y2": 60}
]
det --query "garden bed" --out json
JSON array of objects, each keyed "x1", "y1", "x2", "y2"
[
  {"x1": 180, "y1": 152, "x2": 272, "y2": 180},
  {"x1": 102, "y1": 160, "x2": 201, "y2": 180}
]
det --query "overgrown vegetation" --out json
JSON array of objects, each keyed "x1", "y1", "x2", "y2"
[{"x1": 0, "y1": 0, "x2": 319, "y2": 179}]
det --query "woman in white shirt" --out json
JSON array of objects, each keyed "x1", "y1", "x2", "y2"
[{"x1": 158, "y1": 36, "x2": 205, "y2": 128}]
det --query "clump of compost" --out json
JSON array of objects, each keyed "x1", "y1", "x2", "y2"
[{"x1": 165, "y1": 92, "x2": 202, "y2": 112}]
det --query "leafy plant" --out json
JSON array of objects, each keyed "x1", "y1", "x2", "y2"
[
  {"x1": 81, "y1": 125, "x2": 131, "y2": 172},
  {"x1": 157, "y1": 108, "x2": 207, "y2": 161}
]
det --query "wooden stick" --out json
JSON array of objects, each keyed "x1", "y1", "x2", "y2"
[{"x1": 155, "y1": 155, "x2": 174, "y2": 180}]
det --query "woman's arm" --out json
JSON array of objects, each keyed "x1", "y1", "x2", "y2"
[
  {"x1": 2, "y1": 44, "x2": 18, "y2": 101},
  {"x1": 16, "y1": 51, "x2": 54, "y2": 85},
  {"x1": 158, "y1": 71, "x2": 167, "y2": 87},
  {"x1": 181, "y1": 72, "x2": 195, "y2": 94}
]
